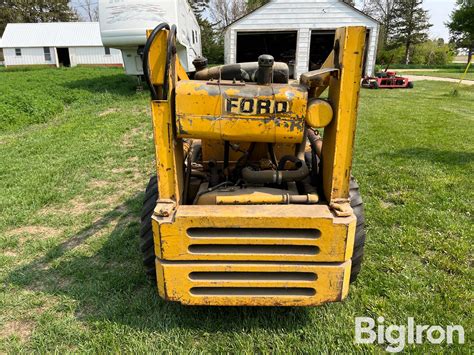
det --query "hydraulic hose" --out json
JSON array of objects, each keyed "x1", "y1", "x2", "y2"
[
  {"x1": 307, "y1": 129, "x2": 323, "y2": 158},
  {"x1": 163, "y1": 24, "x2": 177, "y2": 100}
]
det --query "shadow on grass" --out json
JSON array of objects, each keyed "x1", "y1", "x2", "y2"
[
  {"x1": 384, "y1": 148, "x2": 473, "y2": 166},
  {"x1": 62, "y1": 74, "x2": 139, "y2": 97},
  {"x1": 6, "y1": 193, "x2": 310, "y2": 332}
]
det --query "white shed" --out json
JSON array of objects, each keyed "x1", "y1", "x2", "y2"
[
  {"x1": 0, "y1": 22, "x2": 123, "y2": 68},
  {"x1": 224, "y1": 0, "x2": 380, "y2": 78}
]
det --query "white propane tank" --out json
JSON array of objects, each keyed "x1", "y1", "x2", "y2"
[{"x1": 99, "y1": 0, "x2": 202, "y2": 76}]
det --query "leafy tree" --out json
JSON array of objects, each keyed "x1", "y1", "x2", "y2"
[
  {"x1": 247, "y1": 0, "x2": 270, "y2": 11},
  {"x1": 362, "y1": 0, "x2": 398, "y2": 48},
  {"x1": 190, "y1": 0, "x2": 224, "y2": 64},
  {"x1": 377, "y1": 41, "x2": 454, "y2": 66},
  {"x1": 390, "y1": 0, "x2": 432, "y2": 64},
  {"x1": 447, "y1": 0, "x2": 474, "y2": 63},
  {"x1": 0, "y1": 0, "x2": 78, "y2": 35}
]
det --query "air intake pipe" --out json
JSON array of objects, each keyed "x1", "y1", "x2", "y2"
[
  {"x1": 242, "y1": 158, "x2": 309, "y2": 185},
  {"x1": 194, "y1": 58, "x2": 289, "y2": 84}
]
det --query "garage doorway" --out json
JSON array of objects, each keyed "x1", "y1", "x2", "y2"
[
  {"x1": 309, "y1": 30, "x2": 335, "y2": 71},
  {"x1": 56, "y1": 47, "x2": 71, "y2": 67},
  {"x1": 236, "y1": 31, "x2": 297, "y2": 78}
]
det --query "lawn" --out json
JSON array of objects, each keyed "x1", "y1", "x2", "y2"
[
  {"x1": 400, "y1": 69, "x2": 474, "y2": 81},
  {"x1": 0, "y1": 68, "x2": 472, "y2": 353}
]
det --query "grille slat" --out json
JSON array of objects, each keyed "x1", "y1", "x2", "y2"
[
  {"x1": 187, "y1": 228, "x2": 320, "y2": 239},
  {"x1": 189, "y1": 271, "x2": 318, "y2": 282},
  {"x1": 188, "y1": 244, "x2": 320, "y2": 255},
  {"x1": 190, "y1": 287, "x2": 316, "y2": 297}
]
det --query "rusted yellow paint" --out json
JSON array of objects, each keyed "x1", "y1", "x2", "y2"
[
  {"x1": 322, "y1": 27, "x2": 366, "y2": 203},
  {"x1": 146, "y1": 29, "x2": 168, "y2": 87},
  {"x1": 175, "y1": 81, "x2": 308, "y2": 143},
  {"x1": 156, "y1": 260, "x2": 351, "y2": 306},
  {"x1": 153, "y1": 204, "x2": 356, "y2": 263},
  {"x1": 146, "y1": 26, "x2": 366, "y2": 307},
  {"x1": 306, "y1": 98, "x2": 333, "y2": 128},
  {"x1": 176, "y1": 57, "x2": 189, "y2": 81},
  {"x1": 151, "y1": 102, "x2": 178, "y2": 200}
]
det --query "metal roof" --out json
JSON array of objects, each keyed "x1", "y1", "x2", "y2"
[
  {"x1": 225, "y1": 0, "x2": 379, "y2": 30},
  {"x1": 0, "y1": 22, "x2": 104, "y2": 48}
]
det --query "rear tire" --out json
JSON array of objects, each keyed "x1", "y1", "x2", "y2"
[
  {"x1": 408, "y1": 81, "x2": 414, "y2": 89},
  {"x1": 349, "y1": 178, "x2": 366, "y2": 283},
  {"x1": 140, "y1": 176, "x2": 158, "y2": 280}
]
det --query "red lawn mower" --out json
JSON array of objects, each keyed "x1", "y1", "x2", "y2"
[{"x1": 362, "y1": 57, "x2": 414, "y2": 89}]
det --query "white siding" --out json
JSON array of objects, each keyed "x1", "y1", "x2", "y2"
[
  {"x1": 4, "y1": 46, "x2": 123, "y2": 67},
  {"x1": 4, "y1": 47, "x2": 56, "y2": 67},
  {"x1": 69, "y1": 47, "x2": 123, "y2": 66},
  {"x1": 225, "y1": 0, "x2": 379, "y2": 77}
]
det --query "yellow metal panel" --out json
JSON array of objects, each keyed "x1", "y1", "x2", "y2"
[
  {"x1": 176, "y1": 57, "x2": 189, "y2": 81},
  {"x1": 157, "y1": 260, "x2": 351, "y2": 306},
  {"x1": 306, "y1": 99, "x2": 333, "y2": 128},
  {"x1": 175, "y1": 81, "x2": 307, "y2": 143},
  {"x1": 322, "y1": 27, "x2": 366, "y2": 203},
  {"x1": 151, "y1": 102, "x2": 176, "y2": 200},
  {"x1": 154, "y1": 205, "x2": 356, "y2": 262},
  {"x1": 146, "y1": 29, "x2": 168, "y2": 86}
]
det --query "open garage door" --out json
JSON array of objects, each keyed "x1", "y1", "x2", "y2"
[
  {"x1": 309, "y1": 30, "x2": 335, "y2": 71},
  {"x1": 237, "y1": 31, "x2": 297, "y2": 78},
  {"x1": 309, "y1": 29, "x2": 370, "y2": 74}
]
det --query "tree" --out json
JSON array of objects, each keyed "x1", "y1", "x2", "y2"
[
  {"x1": 75, "y1": 0, "x2": 99, "y2": 22},
  {"x1": 246, "y1": 0, "x2": 270, "y2": 11},
  {"x1": 208, "y1": 0, "x2": 247, "y2": 29},
  {"x1": 362, "y1": 0, "x2": 398, "y2": 48},
  {"x1": 0, "y1": 0, "x2": 77, "y2": 35},
  {"x1": 390, "y1": 0, "x2": 432, "y2": 64},
  {"x1": 189, "y1": 0, "x2": 224, "y2": 64},
  {"x1": 447, "y1": 0, "x2": 474, "y2": 64}
]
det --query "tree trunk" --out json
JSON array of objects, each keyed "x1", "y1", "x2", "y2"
[{"x1": 404, "y1": 43, "x2": 410, "y2": 65}]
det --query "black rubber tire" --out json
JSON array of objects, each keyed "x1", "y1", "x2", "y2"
[
  {"x1": 349, "y1": 178, "x2": 366, "y2": 283},
  {"x1": 372, "y1": 81, "x2": 379, "y2": 89},
  {"x1": 408, "y1": 81, "x2": 414, "y2": 89},
  {"x1": 140, "y1": 176, "x2": 158, "y2": 279}
]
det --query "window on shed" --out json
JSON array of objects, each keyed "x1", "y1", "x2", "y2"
[
  {"x1": 104, "y1": 47, "x2": 111, "y2": 55},
  {"x1": 15, "y1": 48, "x2": 22, "y2": 56},
  {"x1": 44, "y1": 47, "x2": 51, "y2": 61}
]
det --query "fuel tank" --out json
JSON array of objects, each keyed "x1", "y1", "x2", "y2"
[{"x1": 175, "y1": 80, "x2": 308, "y2": 144}]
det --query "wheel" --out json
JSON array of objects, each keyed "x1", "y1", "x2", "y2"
[
  {"x1": 140, "y1": 176, "x2": 158, "y2": 280},
  {"x1": 371, "y1": 81, "x2": 379, "y2": 89},
  {"x1": 349, "y1": 177, "x2": 366, "y2": 283},
  {"x1": 407, "y1": 81, "x2": 414, "y2": 89}
]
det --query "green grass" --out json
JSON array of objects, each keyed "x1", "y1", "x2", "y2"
[
  {"x1": 384, "y1": 63, "x2": 469, "y2": 70},
  {"x1": 1, "y1": 68, "x2": 472, "y2": 353},
  {"x1": 399, "y1": 69, "x2": 474, "y2": 81}
]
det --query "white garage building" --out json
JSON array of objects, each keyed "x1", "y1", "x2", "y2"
[
  {"x1": 224, "y1": 0, "x2": 379, "y2": 78},
  {"x1": 0, "y1": 22, "x2": 123, "y2": 68}
]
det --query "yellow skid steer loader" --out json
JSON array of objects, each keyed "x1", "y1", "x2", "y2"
[{"x1": 140, "y1": 23, "x2": 367, "y2": 306}]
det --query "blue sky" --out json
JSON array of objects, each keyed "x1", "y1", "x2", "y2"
[
  {"x1": 74, "y1": 0, "x2": 456, "y2": 41},
  {"x1": 425, "y1": 0, "x2": 456, "y2": 40},
  {"x1": 355, "y1": 0, "x2": 456, "y2": 40}
]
